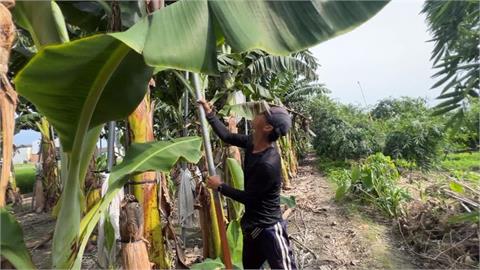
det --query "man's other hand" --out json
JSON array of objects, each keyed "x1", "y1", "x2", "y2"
[
  {"x1": 206, "y1": 175, "x2": 222, "y2": 190},
  {"x1": 197, "y1": 99, "x2": 213, "y2": 114}
]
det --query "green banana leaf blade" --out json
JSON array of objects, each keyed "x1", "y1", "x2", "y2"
[
  {"x1": 74, "y1": 137, "x2": 203, "y2": 268},
  {"x1": 0, "y1": 209, "x2": 36, "y2": 269},
  {"x1": 226, "y1": 158, "x2": 245, "y2": 219},
  {"x1": 210, "y1": 0, "x2": 389, "y2": 54},
  {"x1": 14, "y1": 35, "x2": 153, "y2": 152}
]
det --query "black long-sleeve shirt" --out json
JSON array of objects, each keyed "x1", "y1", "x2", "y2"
[{"x1": 206, "y1": 112, "x2": 282, "y2": 230}]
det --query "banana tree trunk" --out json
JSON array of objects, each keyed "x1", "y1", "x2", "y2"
[
  {"x1": 278, "y1": 132, "x2": 298, "y2": 190},
  {"x1": 39, "y1": 118, "x2": 60, "y2": 210},
  {"x1": 277, "y1": 139, "x2": 291, "y2": 190},
  {"x1": 7, "y1": 162, "x2": 21, "y2": 206},
  {"x1": 0, "y1": 1, "x2": 17, "y2": 207},
  {"x1": 120, "y1": 196, "x2": 151, "y2": 270},
  {"x1": 33, "y1": 171, "x2": 45, "y2": 213},
  {"x1": 127, "y1": 89, "x2": 170, "y2": 269}
]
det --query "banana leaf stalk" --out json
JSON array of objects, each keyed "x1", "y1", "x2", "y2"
[{"x1": 192, "y1": 73, "x2": 233, "y2": 269}]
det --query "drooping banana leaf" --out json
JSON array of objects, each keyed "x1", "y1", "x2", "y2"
[
  {"x1": 16, "y1": 37, "x2": 153, "y2": 152},
  {"x1": 13, "y1": 0, "x2": 69, "y2": 47},
  {"x1": 75, "y1": 137, "x2": 202, "y2": 268},
  {"x1": 15, "y1": 36, "x2": 153, "y2": 268},
  {"x1": 0, "y1": 209, "x2": 36, "y2": 269},
  {"x1": 15, "y1": 0, "x2": 389, "y2": 153},
  {"x1": 16, "y1": 0, "x2": 389, "y2": 94}
]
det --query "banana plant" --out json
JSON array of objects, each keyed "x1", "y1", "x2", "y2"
[
  {"x1": 11, "y1": 1, "x2": 69, "y2": 211},
  {"x1": 35, "y1": 117, "x2": 60, "y2": 211},
  {"x1": 127, "y1": 91, "x2": 172, "y2": 268},
  {"x1": 12, "y1": 0, "x2": 389, "y2": 268},
  {"x1": 74, "y1": 137, "x2": 203, "y2": 269}
]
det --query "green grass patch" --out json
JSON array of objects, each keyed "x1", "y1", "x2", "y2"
[
  {"x1": 441, "y1": 152, "x2": 480, "y2": 172},
  {"x1": 14, "y1": 164, "x2": 35, "y2": 194},
  {"x1": 317, "y1": 158, "x2": 351, "y2": 175}
]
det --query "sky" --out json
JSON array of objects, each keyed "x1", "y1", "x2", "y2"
[
  {"x1": 311, "y1": 0, "x2": 437, "y2": 107},
  {"x1": 14, "y1": 0, "x2": 438, "y2": 145}
]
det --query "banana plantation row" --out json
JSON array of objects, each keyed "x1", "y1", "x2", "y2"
[
  {"x1": 0, "y1": 1, "x2": 388, "y2": 269},
  {"x1": 1, "y1": 0, "x2": 478, "y2": 269}
]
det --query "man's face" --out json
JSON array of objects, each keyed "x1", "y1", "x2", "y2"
[{"x1": 252, "y1": 113, "x2": 273, "y2": 139}]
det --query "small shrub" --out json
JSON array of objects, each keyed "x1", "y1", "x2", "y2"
[
  {"x1": 309, "y1": 97, "x2": 382, "y2": 160},
  {"x1": 372, "y1": 97, "x2": 428, "y2": 120},
  {"x1": 394, "y1": 158, "x2": 417, "y2": 171},
  {"x1": 444, "y1": 99, "x2": 480, "y2": 151},
  {"x1": 332, "y1": 153, "x2": 410, "y2": 217},
  {"x1": 383, "y1": 119, "x2": 444, "y2": 169}
]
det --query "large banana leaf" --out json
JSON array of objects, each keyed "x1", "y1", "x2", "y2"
[
  {"x1": 210, "y1": 1, "x2": 388, "y2": 54},
  {"x1": 15, "y1": 0, "x2": 389, "y2": 100},
  {"x1": 0, "y1": 209, "x2": 36, "y2": 269},
  {"x1": 15, "y1": 35, "x2": 153, "y2": 268},
  {"x1": 15, "y1": 0, "x2": 388, "y2": 152},
  {"x1": 118, "y1": 0, "x2": 387, "y2": 72},
  {"x1": 16, "y1": 36, "x2": 153, "y2": 152},
  {"x1": 74, "y1": 137, "x2": 202, "y2": 268},
  {"x1": 13, "y1": 0, "x2": 69, "y2": 47}
]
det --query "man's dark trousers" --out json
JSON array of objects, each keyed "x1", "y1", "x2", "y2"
[{"x1": 242, "y1": 220, "x2": 296, "y2": 270}]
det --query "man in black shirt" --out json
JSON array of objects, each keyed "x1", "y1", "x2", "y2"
[{"x1": 198, "y1": 99, "x2": 296, "y2": 270}]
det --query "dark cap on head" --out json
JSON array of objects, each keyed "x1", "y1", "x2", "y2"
[{"x1": 264, "y1": 106, "x2": 292, "y2": 141}]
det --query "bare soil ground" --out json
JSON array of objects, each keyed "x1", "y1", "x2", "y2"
[
  {"x1": 283, "y1": 156, "x2": 417, "y2": 270},
  {"x1": 16, "y1": 155, "x2": 419, "y2": 269}
]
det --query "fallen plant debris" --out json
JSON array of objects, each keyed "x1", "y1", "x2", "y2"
[{"x1": 397, "y1": 179, "x2": 479, "y2": 269}]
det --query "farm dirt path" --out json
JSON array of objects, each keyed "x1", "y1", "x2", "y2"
[{"x1": 283, "y1": 155, "x2": 418, "y2": 269}]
